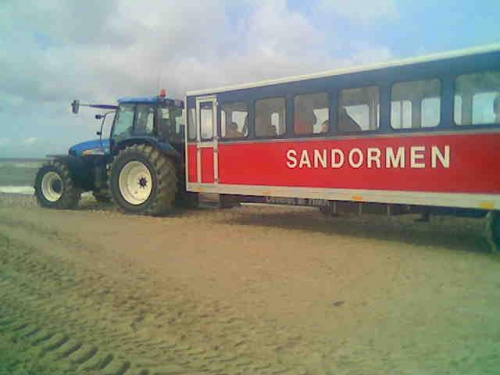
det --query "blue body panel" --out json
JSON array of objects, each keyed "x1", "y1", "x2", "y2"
[
  {"x1": 119, "y1": 96, "x2": 164, "y2": 104},
  {"x1": 69, "y1": 139, "x2": 110, "y2": 156},
  {"x1": 118, "y1": 96, "x2": 184, "y2": 108}
]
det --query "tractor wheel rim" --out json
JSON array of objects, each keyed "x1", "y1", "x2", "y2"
[
  {"x1": 41, "y1": 171, "x2": 63, "y2": 202},
  {"x1": 118, "y1": 161, "x2": 153, "y2": 205}
]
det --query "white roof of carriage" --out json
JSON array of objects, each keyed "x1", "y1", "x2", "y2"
[{"x1": 187, "y1": 43, "x2": 500, "y2": 96}]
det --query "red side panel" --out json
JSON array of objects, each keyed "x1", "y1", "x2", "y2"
[
  {"x1": 217, "y1": 133, "x2": 500, "y2": 194},
  {"x1": 200, "y1": 147, "x2": 215, "y2": 183},
  {"x1": 187, "y1": 144, "x2": 197, "y2": 183}
]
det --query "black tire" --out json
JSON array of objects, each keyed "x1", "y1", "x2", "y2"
[
  {"x1": 109, "y1": 144, "x2": 177, "y2": 216},
  {"x1": 34, "y1": 160, "x2": 81, "y2": 209}
]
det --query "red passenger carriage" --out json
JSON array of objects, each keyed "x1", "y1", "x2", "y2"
[{"x1": 185, "y1": 45, "x2": 500, "y2": 250}]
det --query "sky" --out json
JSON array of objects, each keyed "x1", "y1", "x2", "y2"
[{"x1": 0, "y1": 0, "x2": 499, "y2": 158}]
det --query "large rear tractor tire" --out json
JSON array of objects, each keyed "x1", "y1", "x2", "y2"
[
  {"x1": 34, "y1": 160, "x2": 81, "y2": 209},
  {"x1": 109, "y1": 144, "x2": 177, "y2": 216}
]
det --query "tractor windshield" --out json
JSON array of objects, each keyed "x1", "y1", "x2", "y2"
[
  {"x1": 110, "y1": 103, "x2": 184, "y2": 144},
  {"x1": 111, "y1": 103, "x2": 134, "y2": 141}
]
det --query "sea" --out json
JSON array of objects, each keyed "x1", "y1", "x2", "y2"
[{"x1": 0, "y1": 158, "x2": 46, "y2": 195}]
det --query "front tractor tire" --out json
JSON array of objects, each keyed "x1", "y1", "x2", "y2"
[
  {"x1": 34, "y1": 160, "x2": 81, "y2": 209},
  {"x1": 109, "y1": 144, "x2": 177, "y2": 216}
]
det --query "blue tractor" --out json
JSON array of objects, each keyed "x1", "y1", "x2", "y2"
[{"x1": 34, "y1": 92, "x2": 195, "y2": 215}]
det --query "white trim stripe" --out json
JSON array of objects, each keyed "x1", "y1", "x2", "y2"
[
  {"x1": 187, "y1": 44, "x2": 500, "y2": 96},
  {"x1": 187, "y1": 183, "x2": 499, "y2": 210}
]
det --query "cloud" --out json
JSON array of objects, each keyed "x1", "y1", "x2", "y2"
[
  {"x1": 316, "y1": 0, "x2": 398, "y2": 23},
  {"x1": 23, "y1": 137, "x2": 38, "y2": 146},
  {"x1": 0, "y1": 138, "x2": 10, "y2": 146},
  {"x1": 0, "y1": 0, "x2": 394, "y2": 157},
  {"x1": 1, "y1": 0, "x2": 393, "y2": 101}
]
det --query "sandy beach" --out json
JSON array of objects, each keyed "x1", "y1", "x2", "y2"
[{"x1": 1, "y1": 193, "x2": 499, "y2": 374}]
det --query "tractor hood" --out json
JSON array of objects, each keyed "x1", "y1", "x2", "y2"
[{"x1": 69, "y1": 139, "x2": 110, "y2": 157}]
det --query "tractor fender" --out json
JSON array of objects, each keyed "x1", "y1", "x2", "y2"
[
  {"x1": 113, "y1": 137, "x2": 182, "y2": 163},
  {"x1": 46, "y1": 154, "x2": 104, "y2": 191}
]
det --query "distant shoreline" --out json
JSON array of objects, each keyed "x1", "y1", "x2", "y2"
[
  {"x1": 0, "y1": 158, "x2": 47, "y2": 162},
  {"x1": 0, "y1": 186, "x2": 35, "y2": 195}
]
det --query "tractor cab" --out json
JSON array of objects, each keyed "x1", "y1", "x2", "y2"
[
  {"x1": 111, "y1": 93, "x2": 185, "y2": 151},
  {"x1": 68, "y1": 91, "x2": 185, "y2": 157}
]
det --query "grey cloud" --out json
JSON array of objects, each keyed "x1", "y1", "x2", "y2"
[{"x1": 0, "y1": 0, "x2": 393, "y2": 157}]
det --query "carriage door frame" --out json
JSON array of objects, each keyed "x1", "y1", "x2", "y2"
[{"x1": 196, "y1": 95, "x2": 218, "y2": 185}]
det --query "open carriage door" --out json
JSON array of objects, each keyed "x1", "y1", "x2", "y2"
[{"x1": 196, "y1": 96, "x2": 218, "y2": 185}]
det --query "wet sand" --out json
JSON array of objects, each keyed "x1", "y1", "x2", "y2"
[{"x1": 1, "y1": 193, "x2": 499, "y2": 374}]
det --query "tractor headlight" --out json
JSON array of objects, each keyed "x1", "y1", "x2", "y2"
[{"x1": 82, "y1": 149, "x2": 105, "y2": 156}]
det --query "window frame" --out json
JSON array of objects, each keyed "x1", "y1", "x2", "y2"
[
  {"x1": 157, "y1": 106, "x2": 185, "y2": 142},
  {"x1": 219, "y1": 101, "x2": 250, "y2": 141},
  {"x1": 389, "y1": 78, "x2": 443, "y2": 131},
  {"x1": 292, "y1": 91, "x2": 331, "y2": 138},
  {"x1": 199, "y1": 102, "x2": 215, "y2": 141},
  {"x1": 452, "y1": 70, "x2": 500, "y2": 128},
  {"x1": 110, "y1": 103, "x2": 136, "y2": 141},
  {"x1": 187, "y1": 106, "x2": 197, "y2": 141},
  {"x1": 133, "y1": 103, "x2": 157, "y2": 136},
  {"x1": 337, "y1": 85, "x2": 381, "y2": 135},
  {"x1": 254, "y1": 96, "x2": 287, "y2": 139}
]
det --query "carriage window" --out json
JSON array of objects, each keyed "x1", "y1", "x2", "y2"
[
  {"x1": 391, "y1": 79, "x2": 441, "y2": 129},
  {"x1": 221, "y1": 102, "x2": 249, "y2": 139},
  {"x1": 294, "y1": 92, "x2": 329, "y2": 135},
  {"x1": 187, "y1": 107, "x2": 196, "y2": 140},
  {"x1": 391, "y1": 100, "x2": 412, "y2": 128},
  {"x1": 421, "y1": 97, "x2": 440, "y2": 127},
  {"x1": 200, "y1": 102, "x2": 214, "y2": 140},
  {"x1": 339, "y1": 86, "x2": 379, "y2": 132},
  {"x1": 454, "y1": 71, "x2": 500, "y2": 126},
  {"x1": 255, "y1": 97, "x2": 286, "y2": 137}
]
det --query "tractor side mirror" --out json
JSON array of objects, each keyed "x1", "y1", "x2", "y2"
[
  {"x1": 71, "y1": 100, "x2": 80, "y2": 114},
  {"x1": 95, "y1": 114, "x2": 103, "y2": 120}
]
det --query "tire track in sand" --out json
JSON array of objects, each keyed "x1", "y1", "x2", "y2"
[{"x1": 0, "y1": 218, "x2": 306, "y2": 375}]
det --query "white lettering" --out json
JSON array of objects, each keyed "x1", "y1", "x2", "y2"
[
  {"x1": 348, "y1": 148, "x2": 363, "y2": 169},
  {"x1": 410, "y1": 146, "x2": 426, "y2": 168},
  {"x1": 367, "y1": 148, "x2": 381, "y2": 168},
  {"x1": 331, "y1": 149, "x2": 345, "y2": 168},
  {"x1": 314, "y1": 149, "x2": 327, "y2": 168},
  {"x1": 431, "y1": 145, "x2": 450, "y2": 168},
  {"x1": 386, "y1": 147, "x2": 405, "y2": 168},
  {"x1": 285, "y1": 145, "x2": 450, "y2": 170},
  {"x1": 286, "y1": 149, "x2": 298, "y2": 168},
  {"x1": 299, "y1": 150, "x2": 312, "y2": 168}
]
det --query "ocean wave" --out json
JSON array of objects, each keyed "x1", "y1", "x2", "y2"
[
  {"x1": 0, "y1": 186, "x2": 35, "y2": 195},
  {"x1": 0, "y1": 162, "x2": 42, "y2": 168}
]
